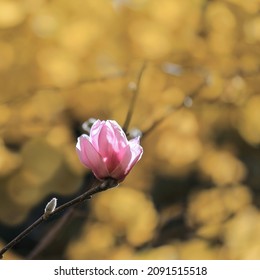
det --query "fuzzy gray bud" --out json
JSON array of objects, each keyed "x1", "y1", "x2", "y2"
[{"x1": 44, "y1": 198, "x2": 57, "y2": 219}]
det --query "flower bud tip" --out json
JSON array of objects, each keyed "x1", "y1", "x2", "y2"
[{"x1": 44, "y1": 197, "x2": 57, "y2": 218}]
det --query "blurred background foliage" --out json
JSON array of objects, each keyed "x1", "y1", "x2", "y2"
[{"x1": 0, "y1": 0, "x2": 260, "y2": 260}]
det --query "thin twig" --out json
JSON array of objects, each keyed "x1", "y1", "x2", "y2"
[
  {"x1": 123, "y1": 62, "x2": 146, "y2": 132},
  {"x1": 142, "y1": 75, "x2": 208, "y2": 139},
  {"x1": 0, "y1": 178, "x2": 118, "y2": 259},
  {"x1": 142, "y1": 101, "x2": 189, "y2": 139},
  {"x1": 26, "y1": 173, "x2": 98, "y2": 259}
]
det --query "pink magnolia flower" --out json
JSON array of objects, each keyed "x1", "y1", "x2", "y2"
[{"x1": 76, "y1": 120, "x2": 143, "y2": 181}]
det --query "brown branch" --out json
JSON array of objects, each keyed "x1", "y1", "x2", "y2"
[
  {"x1": 0, "y1": 178, "x2": 118, "y2": 259},
  {"x1": 142, "y1": 96, "x2": 193, "y2": 139},
  {"x1": 142, "y1": 107, "x2": 177, "y2": 139},
  {"x1": 142, "y1": 75, "x2": 208, "y2": 139}
]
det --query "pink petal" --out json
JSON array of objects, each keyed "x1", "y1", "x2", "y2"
[
  {"x1": 125, "y1": 136, "x2": 143, "y2": 174},
  {"x1": 108, "y1": 120, "x2": 128, "y2": 149},
  {"x1": 95, "y1": 120, "x2": 129, "y2": 174},
  {"x1": 110, "y1": 145, "x2": 132, "y2": 181},
  {"x1": 89, "y1": 119, "x2": 104, "y2": 148},
  {"x1": 110, "y1": 137, "x2": 143, "y2": 181},
  {"x1": 76, "y1": 134, "x2": 109, "y2": 180},
  {"x1": 97, "y1": 121, "x2": 116, "y2": 157}
]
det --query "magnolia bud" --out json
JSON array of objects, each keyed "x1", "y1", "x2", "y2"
[
  {"x1": 82, "y1": 118, "x2": 97, "y2": 134},
  {"x1": 184, "y1": 96, "x2": 193, "y2": 108},
  {"x1": 44, "y1": 198, "x2": 57, "y2": 219},
  {"x1": 161, "y1": 62, "x2": 183, "y2": 76},
  {"x1": 128, "y1": 128, "x2": 142, "y2": 140},
  {"x1": 76, "y1": 120, "x2": 143, "y2": 182}
]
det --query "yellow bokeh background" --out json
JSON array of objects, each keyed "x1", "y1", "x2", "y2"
[{"x1": 0, "y1": 0, "x2": 260, "y2": 260}]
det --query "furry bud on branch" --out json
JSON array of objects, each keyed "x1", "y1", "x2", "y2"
[{"x1": 43, "y1": 198, "x2": 57, "y2": 219}]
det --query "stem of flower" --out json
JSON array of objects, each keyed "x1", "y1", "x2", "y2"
[
  {"x1": 123, "y1": 62, "x2": 146, "y2": 133},
  {"x1": 0, "y1": 178, "x2": 118, "y2": 259},
  {"x1": 142, "y1": 103, "x2": 184, "y2": 139}
]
